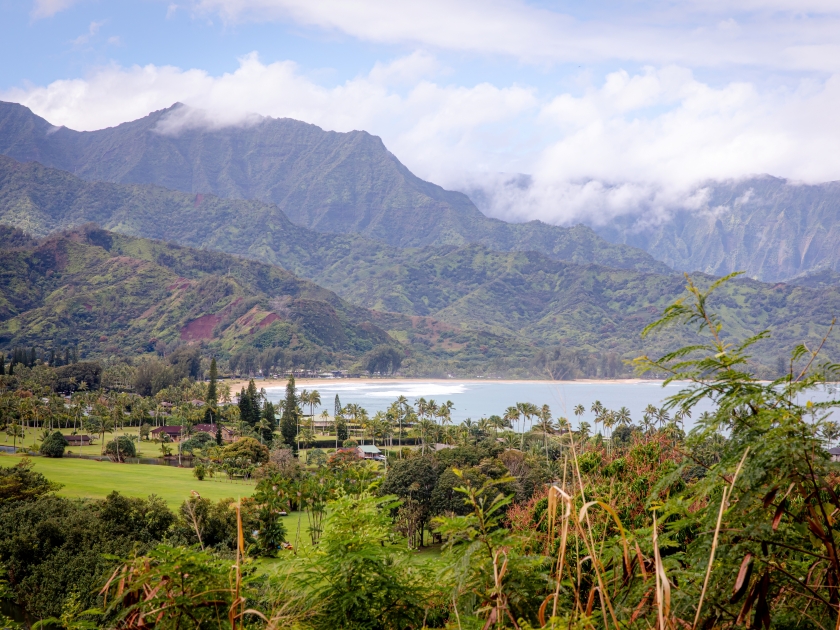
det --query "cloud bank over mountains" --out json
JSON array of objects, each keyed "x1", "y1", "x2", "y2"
[{"x1": 10, "y1": 0, "x2": 840, "y2": 226}]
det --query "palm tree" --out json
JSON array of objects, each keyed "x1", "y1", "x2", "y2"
[
  {"x1": 516, "y1": 402, "x2": 538, "y2": 450},
  {"x1": 643, "y1": 404, "x2": 658, "y2": 429},
  {"x1": 501, "y1": 432, "x2": 519, "y2": 450},
  {"x1": 371, "y1": 411, "x2": 388, "y2": 446},
  {"x1": 535, "y1": 404, "x2": 556, "y2": 462},
  {"x1": 439, "y1": 400, "x2": 455, "y2": 425},
  {"x1": 591, "y1": 400, "x2": 605, "y2": 437},
  {"x1": 674, "y1": 408, "x2": 691, "y2": 433},
  {"x1": 477, "y1": 417, "x2": 492, "y2": 440},
  {"x1": 6, "y1": 423, "x2": 23, "y2": 452},
  {"x1": 657, "y1": 407, "x2": 671, "y2": 430},
  {"x1": 257, "y1": 415, "x2": 273, "y2": 445},
  {"x1": 426, "y1": 400, "x2": 439, "y2": 425},
  {"x1": 320, "y1": 409, "x2": 330, "y2": 439},
  {"x1": 573, "y1": 404, "x2": 585, "y2": 419},
  {"x1": 307, "y1": 390, "x2": 321, "y2": 422},
  {"x1": 414, "y1": 398, "x2": 428, "y2": 423},
  {"x1": 344, "y1": 403, "x2": 363, "y2": 442},
  {"x1": 416, "y1": 418, "x2": 436, "y2": 454},
  {"x1": 395, "y1": 396, "x2": 409, "y2": 454},
  {"x1": 602, "y1": 411, "x2": 615, "y2": 454},
  {"x1": 822, "y1": 421, "x2": 840, "y2": 447},
  {"x1": 436, "y1": 401, "x2": 454, "y2": 427},
  {"x1": 357, "y1": 408, "x2": 371, "y2": 445},
  {"x1": 461, "y1": 419, "x2": 475, "y2": 445},
  {"x1": 504, "y1": 406, "x2": 520, "y2": 439},
  {"x1": 577, "y1": 421, "x2": 591, "y2": 442},
  {"x1": 487, "y1": 414, "x2": 506, "y2": 438}
]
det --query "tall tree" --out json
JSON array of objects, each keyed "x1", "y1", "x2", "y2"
[
  {"x1": 260, "y1": 401, "x2": 277, "y2": 446},
  {"x1": 238, "y1": 387, "x2": 253, "y2": 428},
  {"x1": 246, "y1": 380, "x2": 260, "y2": 426},
  {"x1": 279, "y1": 376, "x2": 299, "y2": 453},
  {"x1": 307, "y1": 390, "x2": 321, "y2": 421},
  {"x1": 335, "y1": 414, "x2": 348, "y2": 445},
  {"x1": 206, "y1": 358, "x2": 218, "y2": 407}
]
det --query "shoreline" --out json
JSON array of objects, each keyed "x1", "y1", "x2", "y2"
[{"x1": 221, "y1": 376, "x2": 668, "y2": 391}]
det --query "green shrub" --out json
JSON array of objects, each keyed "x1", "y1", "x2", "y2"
[
  {"x1": 105, "y1": 436, "x2": 137, "y2": 461},
  {"x1": 193, "y1": 464, "x2": 206, "y2": 481},
  {"x1": 0, "y1": 459, "x2": 61, "y2": 502},
  {"x1": 180, "y1": 431, "x2": 214, "y2": 454},
  {"x1": 603, "y1": 457, "x2": 626, "y2": 478},
  {"x1": 38, "y1": 431, "x2": 68, "y2": 458},
  {"x1": 343, "y1": 439, "x2": 358, "y2": 448},
  {"x1": 222, "y1": 437, "x2": 269, "y2": 464},
  {"x1": 577, "y1": 451, "x2": 601, "y2": 474},
  {"x1": 308, "y1": 448, "x2": 327, "y2": 467}
]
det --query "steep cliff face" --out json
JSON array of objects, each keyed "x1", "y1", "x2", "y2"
[{"x1": 596, "y1": 176, "x2": 840, "y2": 282}]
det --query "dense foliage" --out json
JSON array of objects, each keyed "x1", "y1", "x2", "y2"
[{"x1": 0, "y1": 276, "x2": 836, "y2": 629}]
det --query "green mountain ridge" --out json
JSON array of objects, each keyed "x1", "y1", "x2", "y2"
[
  {"x1": 0, "y1": 225, "x2": 539, "y2": 375},
  {"x1": 595, "y1": 176, "x2": 840, "y2": 283},
  {"x1": 0, "y1": 100, "x2": 670, "y2": 274},
  {"x1": 1, "y1": 156, "x2": 838, "y2": 376},
  {"x1": 0, "y1": 225, "x2": 393, "y2": 361}
]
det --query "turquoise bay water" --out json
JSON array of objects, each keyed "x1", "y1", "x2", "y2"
[
  {"x1": 263, "y1": 379, "x2": 839, "y2": 433},
  {"x1": 264, "y1": 380, "x2": 714, "y2": 431}
]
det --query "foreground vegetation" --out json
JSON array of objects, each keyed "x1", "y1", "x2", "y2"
[{"x1": 0, "y1": 275, "x2": 839, "y2": 628}]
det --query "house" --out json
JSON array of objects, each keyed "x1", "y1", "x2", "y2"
[
  {"x1": 356, "y1": 445, "x2": 385, "y2": 461},
  {"x1": 150, "y1": 426, "x2": 185, "y2": 442},
  {"x1": 65, "y1": 434, "x2": 93, "y2": 446},
  {"x1": 151, "y1": 424, "x2": 236, "y2": 443},
  {"x1": 829, "y1": 447, "x2": 840, "y2": 462},
  {"x1": 193, "y1": 424, "x2": 236, "y2": 443}
]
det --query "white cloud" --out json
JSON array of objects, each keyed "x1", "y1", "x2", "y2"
[
  {"x1": 188, "y1": 0, "x2": 840, "y2": 72},
  {"x1": 0, "y1": 52, "x2": 536, "y2": 186},
  {"x1": 5, "y1": 54, "x2": 840, "y2": 227},
  {"x1": 31, "y1": 0, "x2": 81, "y2": 19},
  {"x1": 71, "y1": 20, "x2": 104, "y2": 46},
  {"x1": 467, "y1": 66, "x2": 840, "y2": 225}
]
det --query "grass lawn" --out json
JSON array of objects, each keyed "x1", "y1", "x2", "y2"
[
  {"x1": 0, "y1": 426, "x2": 165, "y2": 457},
  {"x1": 0, "y1": 453, "x2": 255, "y2": 508}
]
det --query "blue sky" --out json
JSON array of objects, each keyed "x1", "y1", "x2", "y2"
[{"x1": 3, "y1": 1, "x2": 840, "y2": 224}]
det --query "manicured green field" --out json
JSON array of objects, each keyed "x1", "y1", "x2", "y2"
[
  {"x1": 0, "y1": 426, "x2": 161, "y2": 457},
  {"x1": 0, "y1": 454, "x2": 255, "y2": 508}
]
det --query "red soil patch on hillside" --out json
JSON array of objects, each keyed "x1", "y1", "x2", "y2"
[
  {"x1": 181, "y1": 314, "x2": 220, "y2": 341},
  {"x1": 167, "y1": 278, "x2": 192, "y2": 291},
  {"x1": 257, "y1": 313, "x2": 280, "y2": 328}
]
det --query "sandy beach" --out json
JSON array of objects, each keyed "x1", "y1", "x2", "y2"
[{"x1": 220, "y1": 376, "x2": 664, "y2": 391}]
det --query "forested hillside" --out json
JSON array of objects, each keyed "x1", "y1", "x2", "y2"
[
  {"x1": 0, "y1": 101, "x2": 669, "y2": 273},
  {"x1": 1, "y1": 156, "x2": 840, "y2": 375},
  {"x1": 0, "y1": 225, "x2": 400, "y2": 366},
  {"x1": 596, "y1": 176, "x2": 840, "y2": 282}
]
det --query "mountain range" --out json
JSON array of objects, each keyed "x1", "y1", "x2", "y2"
[
  {"x1": 0, "y1": 100, "x2": 839, "y2": 377},
  {"x1": 0, "y1": 101, "x2": 668, "y2": 274},
  {"x1": 595, "y1": 177, "x2": 840, "y2": 283},
  {"x1": 1, "y1": 155, "x2": 838, "y2": 376}
]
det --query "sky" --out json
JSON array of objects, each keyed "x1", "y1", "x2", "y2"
[{"x1": 2, "y1": 0, "x2": 840, "y2": 225}]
